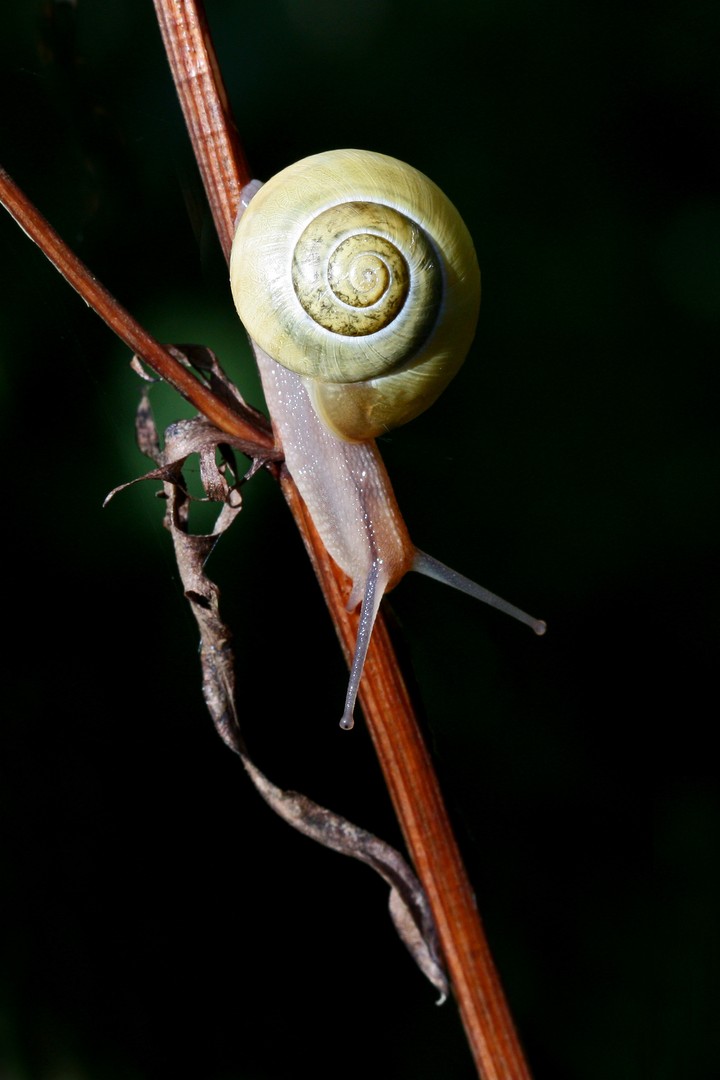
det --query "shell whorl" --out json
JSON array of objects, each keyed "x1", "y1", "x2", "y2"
[{"x1": 230, "y1": 149, "x2": 481, "y2": 441}]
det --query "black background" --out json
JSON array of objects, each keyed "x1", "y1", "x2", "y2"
[{"x1": 1, "y1": 1, "x2": 718, "y2": 1077}]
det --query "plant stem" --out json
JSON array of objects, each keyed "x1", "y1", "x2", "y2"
[
  {"x1": 153, "y1": 3, "x2": 534, "y2": 1076},
  {"x1": 0, "y1": 167, "x2": 276, "y2": 456}
]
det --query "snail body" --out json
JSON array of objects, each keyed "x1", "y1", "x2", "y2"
[{"x1": 231, "y1": 151, "x2": 544, "y2": 729}]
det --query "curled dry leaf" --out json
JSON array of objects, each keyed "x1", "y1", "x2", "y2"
[
  {"x1": 105, "y1": 361, "x2": 448, "y2": 1000},
  {"x1": 241, "y1": 757, "x2": 448, "y2": 1001}
]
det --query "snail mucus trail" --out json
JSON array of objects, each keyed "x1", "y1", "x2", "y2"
[{"x1": 230, "y1": 150, "x2": 545, "y2": 730}]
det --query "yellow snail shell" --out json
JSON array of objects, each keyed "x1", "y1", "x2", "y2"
[{"x1": 229, "y1": 149, "x2": 481, "y2": 441}]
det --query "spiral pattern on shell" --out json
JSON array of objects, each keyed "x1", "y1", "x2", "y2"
[{"x1": 230, "y1": 149, "x2": 481, "y2": 441}]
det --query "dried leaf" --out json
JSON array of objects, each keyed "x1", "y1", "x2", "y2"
[
  {"x1": 240, "y1": 757, "x2": 448, "y2": 1001},
  {"x1": 104, "y1": 397, "x2": 250, "y2": 510},
  {"x1": 109, "y1": 371, "x2": 448, "y2": 999}
]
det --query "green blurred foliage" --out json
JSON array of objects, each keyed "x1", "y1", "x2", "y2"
[{"x1": 1, "y1": 1, "x2": 718, "y2": 1078}]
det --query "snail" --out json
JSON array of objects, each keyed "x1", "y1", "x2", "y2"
[{"x1": 230, "y1": 149, "x2": 545, "y2": 729}]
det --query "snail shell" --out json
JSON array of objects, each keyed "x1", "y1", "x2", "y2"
[{"x1": 229, "y1": 149, "x2": 481, "y2": 441}]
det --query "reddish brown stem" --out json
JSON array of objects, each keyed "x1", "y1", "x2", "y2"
[
  {"x1": 153, "y1": 5, "x2": 534, "y2": 1077},
  {"x1": 0, "y1": 166, "x2": 275, "y2": 456},
  {"x1": 152, "y1": 2, "x2": 533, "y2": 1076}
]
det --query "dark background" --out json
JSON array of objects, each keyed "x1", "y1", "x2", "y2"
[{"x1": 1, "y1": 1, "x2": 718, "y2": 1077}]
